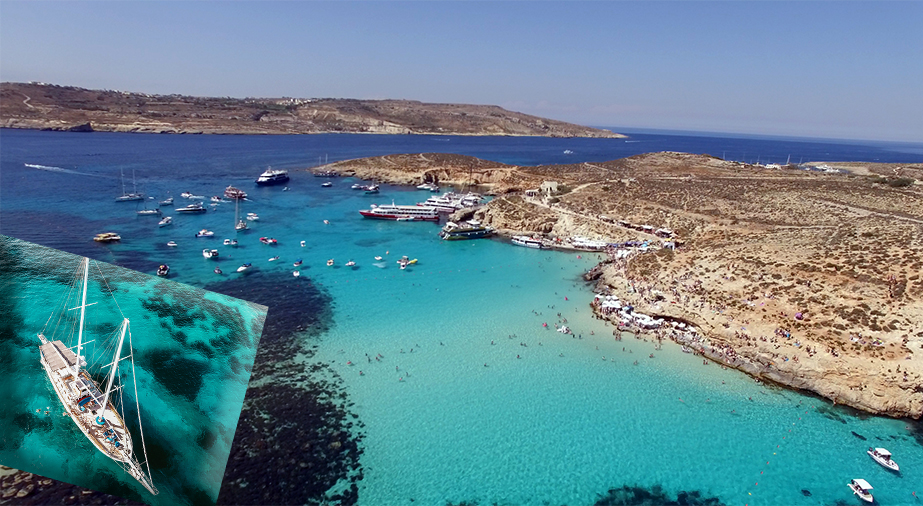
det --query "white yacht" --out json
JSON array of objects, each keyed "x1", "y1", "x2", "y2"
[
  {"x1": 195, "y1": 229, "x2": 214, "y2": 238},
  {"x1": 867, "y1": 448, "x2": 899, "y2": 472},
  {"x1": 202, "y1": 249, "x2": 219, "y2": 259},
  {"x1": 255, "y1": 168, "x2": 290, "y2": 186},
  {"x1": 158, "y1": 216, "x2": 172, "y2": 227},
  {"x1": 511, "y1": 236, "x2": 546, "y2": 249}
]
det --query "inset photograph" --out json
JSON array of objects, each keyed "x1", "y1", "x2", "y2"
[{"x1": 0, "y1": 235, "x2": 267, "y2": 505}]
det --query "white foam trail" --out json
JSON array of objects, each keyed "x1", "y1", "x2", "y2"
[{"x1": 24, "y1": 163, "x2": 99, "y2": 177}]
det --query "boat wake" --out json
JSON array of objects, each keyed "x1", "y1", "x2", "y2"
[
  {"x1": 24, "y1": 163, "x2": 98, "y2": 177},
  {"x1": 373, "y1": 262, "x2": 387, "y2": 269}
]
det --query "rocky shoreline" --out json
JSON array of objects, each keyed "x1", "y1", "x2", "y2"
[{"x1": 322, "y1": 151, "x2": 923, "y2": 419}]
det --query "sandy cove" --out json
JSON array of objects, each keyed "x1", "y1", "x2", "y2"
[{"x1": 318, "y1": 152, "x2": 923, "y2": 419}]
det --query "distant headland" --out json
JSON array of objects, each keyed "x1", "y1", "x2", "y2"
[{"x1": 0, "y1": 82, "x2": 624, "y2": 138}]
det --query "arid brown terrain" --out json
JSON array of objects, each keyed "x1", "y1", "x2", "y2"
[
  {"x1": 322, "y1": 152, "x2": 923, "y2": 419},
  {"x1": 0, "y1": 82, "x2": 623, "y2": 138}
]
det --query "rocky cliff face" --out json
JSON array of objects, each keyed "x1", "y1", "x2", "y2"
[{"x1": 1, "y1": 82, "x2": 625, "y2": 138}]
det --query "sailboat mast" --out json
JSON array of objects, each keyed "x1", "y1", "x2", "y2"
[
  {"x1": 121, "y1": 169, "x2": 127, "y2": 195},
  {"x1": 74, "y1": 257, "x2": 90, "y2": 377},
  {"x1": 132, "y1": 170, "x2": 138, "y2": 194},
  {"x1": 101, "y1": 318, "x2": 129, "y2": 420}
]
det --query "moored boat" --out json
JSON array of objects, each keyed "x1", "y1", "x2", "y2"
[
  {"x1": 195, "y1": 229, "x2": 214, "y2": 238},
  {"x1": 159, "y1": 197, "x2": 174, "y2": 206},
  {"x1": 364, "y1": 185, "x2": 380, "y2": 194},
  {"x1": 326, "y1": 259, "x2": 334, "y2": 266},
  {"x1": 259, "y1": 237, "x2": 278, "y2": 245},
  {"x1": 166, "y1": 241, "x2": 178, "y2": 247},
  {"x1": 321, "y1": 182, "x2": 333, "y2": 188},
  {"x1": 867, "y1": 448, "x2": 899, "y2": 472},
  {"x1": 439, "y1": 221, "x2": 495, "y2": 240},
  {"x1": 176, "y1": 202, "x2": 207, "y2": 214},
  {"x1": 512, "y1": 235, "x2": 546, "y2": 249},
  {"x1": 202, "y1": 249, "x2": 219, "y2": 259},
  {"x1": 268, "y1": 256, "x2": 279, "y2": 262},
  {"x1": 158, "y1": 216, "x2": 172, "y2": 227},
  {"x1": 417, "y1": 182, "x2": 440, "y2": 192},
  {"x1": 137, "y1": 208, "x2": 161, "y2": 216},
  {"x1": 224, "y1": 186, "x2": 248, "y2": 200},
  {"x1": 214, "y1": 267, "x2": 223, "y2": 275},
  {"x1": 236, "y1": 263, "x2": 252, "y2": 273},
  {"x1": 847, "y1": 479, "x2": 873, "y2": 503},
  {"x1": 256, "y1": 168, "x2": 290, "y2": 186},
  {"x1": 293, "y1": 259, "x2": 303, "y2": 266},
  {"x1": 156, "y1": 264, "x2": 170, "y2": 277},
  {"x1": 345, "y1": 260, "x2": 356, "y2": 267},
  {"x1": 93, "y1": 232, "x2": 121, "y2": 243},
  {"x1": 115, "y1": 169, "x2": 144, "y2": 202},
  {"x1": 360, "y1": 203, "x2": 439, "y2": 222}
]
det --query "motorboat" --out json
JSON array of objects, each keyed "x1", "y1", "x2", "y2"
[
  {"x1": 345, "y1": 260, "x2": 356, "y2": 267},
  {"x1": 176, "y1": 202, "x2": 207, "y2": 214},
  {"x1": 156, "y1": 264, "x2": 170, "y2": 277},
  {"x1": 214, "y1": 267, "x2": 223, "y2": 275},
  {"x1": 255, "y1": 167, "x2": 290, "y2": 186},
  {"x1": 202, "y1": 249, "x2": 219, "y2": 259},
  {"x1": 166, "y1": 241, "x2": 178, "y2": 247},
  {"x1": 300, "y1": 240, "x2": 306, "y2": 247},
  {"x1": 159, "y1": 197, "x2": 174, "y2": 206},
  {"x1": 293, "y1": 271, "x2": 300, "y2": 277},
  {"x1": 374, "y1": 256, "x2": 383, "y2": 261},
  {"x1": 326, "y1": 259, "x2": 334, "y2": 267},
  {"x1": 364, "y1": 185, "x2": 380, "y2": 194},
  {"x1": 224, "y1": 186, "x2": 248, "y2": 200},
  {"x1": 867, "y1": 448, "x2": 899, "y2": 472},
  {"x1": 223, "y1": 239, "x2": 232, "y2": 245},
  {"x1": 313, "y1": 170, "x2": 339, "y2": 177},
  {"x1": 211, "y1": 196, "x2": 224, "y2": 204},
  {"x1": 93, "y1": 232, "x2": 121, "y2": 243},
  {"x1": 236, "y1": 263, "x2": 252, "y2": 273},
  {"x1": 351, "y1": 183, "x2": 364, "y2": 190},
  {"x1": 563, "y1": 149, "x2": 574, "y2": 155},
  {"x1": 137, "y1": 208, "x2": 162, "y2": 216},
  {"x1": 230, "y1": 239, "x2": 238, "y2": 246},
  {"x1": 293, "y1": 259, "x2": 303, "y2": 266},
  {"x1": 439, "y1": 221, "x2": 495, "y2": 240},
  {"x1": 417, "y1": 182, "x2": 440, "y2": 192},
  {"x1": 847, "y1": 479, "x2": 873, "y2": 503},
  {"x1": 158, "y1": 216, "x2": 173, "y2": 227},
  {"x1": 268, "y1": 256, "x2": 279, "y2": 262},
  {"x1": 246, "y1": 213, "x2": 260, "y2": 221},
  {"x1": 359, "y1": 203, "x2": 439, "y2": 222},
  {"x1": 181, "y1": 192, "x2": 205, "y2": 200},
  {"x1": 321, "y1": 182, "x2": 333, "y2": 187},
  {"x1": 283, "y1": 187, "x2": 290, "y2": 191},
  {"x1": 259, "y1": 237, "x2": 278, "y2": 245},
  {"x1": 512, "y1": 235, "x2": 547, "y2": 249},
  {"x1": 323, "y1": 220, "x2": 329, "y2": 225},
  {"x1": 195, "y1": 229, "x2": 215, "y2": 238}
]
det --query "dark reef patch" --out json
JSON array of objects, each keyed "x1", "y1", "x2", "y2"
[
  {"x1": 593, "y1": 485, "x2": 725, "y2": 506},
  {"x1": 0, "y1": 468, "x2": 144, "y2": 505},
  {"x1": 196, "y1": 427, "x2": 218, "y2": 451},
  {"x1": 209, "y1": 273, "x2": 363, "y2": 506},
  {"x1": 137, "y1": 348, "x2": 207, "y2": 402},
  {"x1": 850, "y1": 431, "x2": 867, "y2": 441},
  {"x1": 12, "y1": 412, "x2": 53, "y2": 435}
]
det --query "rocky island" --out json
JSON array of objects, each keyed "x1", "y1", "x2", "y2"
[
  {"x1": 0, "y1": 82, "x2": 623, "y2": 138},
  {"x1": 321, "y1": 152, "x2": 923, "y2": 419}
]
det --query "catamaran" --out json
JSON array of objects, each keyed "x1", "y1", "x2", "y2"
[{"x1": 36, "y1": 258, "x2": 158, "y2": 495}]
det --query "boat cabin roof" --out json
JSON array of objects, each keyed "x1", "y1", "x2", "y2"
[
  {"x1": 874, "y1": 448, "x2": 891, "y2": 456},
  {"x1": 852, "y1": 479, "x2": 873, "y2": 490},
  {"x1": 40, "y1": 340, "x2": 77, "y2": 372}
]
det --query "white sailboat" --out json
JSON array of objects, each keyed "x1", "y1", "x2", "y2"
[
  {"x1": 115, "y1": 169, "x2": 144, "y2": 202},
  {"x1": 235, "y1": 198, "x2": 248, "y2": 231},
  {"x1": 36, "y1": 257, "x2": 158, "y2": 495}
]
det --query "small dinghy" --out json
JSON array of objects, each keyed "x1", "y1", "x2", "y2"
[
  {"x1": 345, "y1": 260, "x2": 356, "y2": 267},
  {"x1": 300, "y1": 240, "x2": 306, "y2": 247},
  {"x1": 293, "y1": 259, "x2": 303, "y2": 267},
  {"x1": 156, "y1": 264, "x2": 170, "y2": 277},
  {"x1": 293, "y1": 271, "x2": 300, "y2": 277},
  {"x1": 268, "y1": 256, "x2": 279, "y2": 262},
  {"x1": 214, "y1": 267, "x2": 223, "y2": 275},
  {"x1": 374, "y1": 256, "x2": 383, "y2": 261},
  {"x1": 327, "y1": 259, "x2": 334, "y2": 267},
  {"x1": 166, "y1": 241, "x2": 178, "y2": 247}
]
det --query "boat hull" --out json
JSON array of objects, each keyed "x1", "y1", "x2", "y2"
[{"x1": 359, "y1": 211, "x2": 439, "y2": 222}]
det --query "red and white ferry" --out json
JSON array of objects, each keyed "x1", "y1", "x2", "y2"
[
  {"x1": 224, "y1": 186, "x2": 248, "y2": 200},
  {"x1": 359, "y1": 204, "x2": 439, "y2": 222}
]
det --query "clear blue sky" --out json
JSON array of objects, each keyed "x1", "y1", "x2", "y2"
[{"x1": 2, "y1": 1, "x2": 921, "y2": 142}]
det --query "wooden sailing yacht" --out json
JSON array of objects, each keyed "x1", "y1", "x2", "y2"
[{"x1": 36, "y1": 257, "x2": 158, "y2": 495}]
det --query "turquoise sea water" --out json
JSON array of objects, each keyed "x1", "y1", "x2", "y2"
[
  {"x1": 1, "y1": 130, "x2": 921, "y2": 505},
  {"x1": 0, "y1": 236, "x2": 266, "y2": 505}
]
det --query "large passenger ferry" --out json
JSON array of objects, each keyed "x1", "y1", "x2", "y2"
[
  {"x1": 255, "y1": 168, "x2": 290, "y2": 186},
  {"x1": 359, "y1": 204, "x2": 439, "y2": 222}
]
